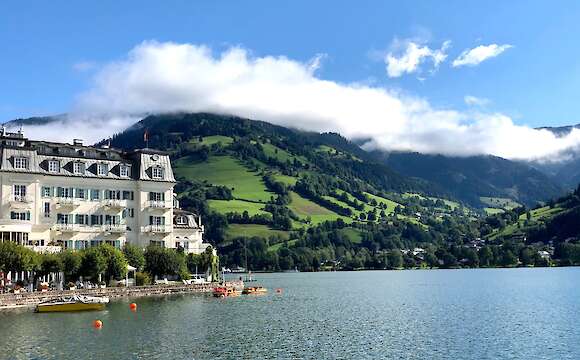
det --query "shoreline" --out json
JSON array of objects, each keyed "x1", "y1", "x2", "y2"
[{"x1": 0, "y1": 280, "x2": 243, "y2": 310}]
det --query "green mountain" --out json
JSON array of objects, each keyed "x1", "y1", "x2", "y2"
[{"x1": 371, "y1": 151, "x2": 564, "y2": 208}]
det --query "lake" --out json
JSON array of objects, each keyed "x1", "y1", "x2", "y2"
[{"x1": 0, "y1": 268, "x2": 579, "y2": 359}]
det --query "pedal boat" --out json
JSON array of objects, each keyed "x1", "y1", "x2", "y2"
[
  {"x1": 242, "y1": 286, "x2": 268, "y2": 295},
  {"x1": 212, "y1": 286, "x2": 241, "y2": 298}
]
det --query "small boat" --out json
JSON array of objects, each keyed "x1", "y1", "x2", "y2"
[
  {"x1": 212, "y1": 286, "x2": 241, "y2": 298},
  {"x1": 35, "y1": 295, "x2": 109, "y2": 313},
  {"x1": 242, "y1": 286, "x2": 268, "y2": 295}
]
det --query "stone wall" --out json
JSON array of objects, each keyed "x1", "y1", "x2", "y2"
[{"x1": 0, "y1": 281, "x2": 243, "y2": 309}]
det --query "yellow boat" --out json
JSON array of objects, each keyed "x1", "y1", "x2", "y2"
[
  {"x1": 35, "y1": 295, "x2": 109, "y2": 312},
  {"x1": 242, "y1": 286, "x2": 268, "y2": 295}
]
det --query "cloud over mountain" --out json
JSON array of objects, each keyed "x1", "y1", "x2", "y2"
[{"x1": 20, "y1": 41, "x2": 580, "y2": 161}]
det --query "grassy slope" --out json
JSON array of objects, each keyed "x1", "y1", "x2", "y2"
[
  {"x1": 288, "y1": 191, "x2": 351, "y2": 225},
  {"x1": 480, "y1": 197, "x2": 521, "y2": 210},
  {"x1": 225, "y1": 224, "x2": 290, "y2": 241},
  {"x1": 207, "y1": 199, "x2": 268, "y2": 216},
  {"x1": 190, "y1": 135, "x2": 234, "y2": 146},
  {"x1": 174, "y1": 155, "x2": 272, "y2": 202}
]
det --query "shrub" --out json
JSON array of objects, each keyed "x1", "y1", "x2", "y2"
[{"x1": 135, "y1": 272, "x2": 151, "y2": 286}]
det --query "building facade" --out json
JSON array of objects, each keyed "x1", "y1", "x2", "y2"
[{"x1": 0, "y1": 129, "x2": 208, "y2": 254}]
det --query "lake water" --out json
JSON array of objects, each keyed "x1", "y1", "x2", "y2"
[{"x1": 0, "y1": 268, "x2": 579, "y2": 359}]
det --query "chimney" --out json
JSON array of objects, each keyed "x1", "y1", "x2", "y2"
[{"x1": 73, "y1": 139, "x2": 83, "y2": 146}]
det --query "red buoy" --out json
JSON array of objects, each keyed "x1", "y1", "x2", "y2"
[
  {"x1": 276, "y1": 288, "x2": 283, "y2": 294},
  {"x1": 129, "y1": 303, "x2": 137, "y2": 311},
  {"x1": 93, "y1": 320, "x2": 103, "y2": 329}
]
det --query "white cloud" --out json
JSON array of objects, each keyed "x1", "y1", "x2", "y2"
[
  {"x1": 385, "y1": 40, "x2": 451, "y2": 78},
  {"x1": 452, "y1": 44, "x2": 512, "y2": 67},
  {"x1": 464, "y1": 95, "x2": 490, "y2": 107},
  {"x1": 21, "y1": 41, "x2": 580, "y2": 161}
]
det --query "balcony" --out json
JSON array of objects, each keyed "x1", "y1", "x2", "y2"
[
  {"x1": 56, "y1": 197, "x2": 80, "y2": 208},
  {"x1": 143, "y1": 225, "x2": 172, "y2": 234},
  {"x1": 52, "y1": 224, "x2": 102, "y2": 233},
  {"x1": 102, "y1": 224, "x2": 127, "y2": 233},
  {"x1": 10, "y1": 195, "x2": 33, "y2": 208},
  {"x1": 103, "y1": 199, "x2": 127, "y2": 209},
  {"x1": 147, "y1": 200, "x2": 172, "y2": 210}
]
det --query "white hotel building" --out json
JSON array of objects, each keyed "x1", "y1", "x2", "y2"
[{"x1": 0, "y1": 129, "x2": 208, "y2": 255}]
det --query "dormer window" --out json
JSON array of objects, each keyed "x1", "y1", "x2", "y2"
[
  {"x1": 176, "y1": 215, "x2": 188, "y2": 225},
  {"x1": 73, "y1": 161, "x2": 85, "y2": 175},
  {"x1": 48, "y1": 160, "x2": 60, "y2": 173},
  {"x1": 97, "y1": 163, "x2": 109, "y2": 176},
  {"x1": 14, "y1": 157, "x2": 28, "y2": 170},
  {"x1": 120, "y1": 164, "x2": 130, "y2": 177},
  {"x1": 152, "y1": 166, "x2": 164, "y2": 179}
]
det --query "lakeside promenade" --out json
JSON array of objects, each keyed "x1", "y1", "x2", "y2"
[{"x1": 0, "y1": 280, "x2": 243, "y2": 310}]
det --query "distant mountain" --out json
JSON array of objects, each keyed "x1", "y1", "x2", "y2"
[
  {"x1": 3, "y1": 115, "x2": 64, "y2": 127},
  {"x1": 370, "y1": 151, "x2": 564, "y2": 208}
]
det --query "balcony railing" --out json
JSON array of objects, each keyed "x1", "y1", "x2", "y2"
[
  {"x1": 103, "y1": 199, "x2": 127, "y2": 209},
  {"x1": 10, "y1": 195, "x2": 33, "y2": 207},
  {"x1": 147, "y1": 200, "x2": 172, "y2": 209},
  {"x1": 56, "y1": 197, "x2": 81, "y2": 207},
  {"x1": 143, "y1": 225, "x2": 171, "y2": 233},
  {"x1": 102, "y1": 224, "x2": 127, "y2": 233},
  {"x1": 52, "y1": 224, "x2": 103, "y2": 233}
]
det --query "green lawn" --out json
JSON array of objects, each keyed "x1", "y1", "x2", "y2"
[
  {"x1": 225, "y1": 224, "x2": 290, "y2": 241},
  {"x1": 484, "y1": 207, "x2": 505, "y2": 215},
  {"x1": 338, "y1": 227, "x2": 364, "y2": 244},
  {"x1": 269, "y1": 239, "x2": 298, "y2": 252},
  {"x1": 174, "y1": 155, "x2": 272, "y2": 202},
  {"x1": 207, "y1": 199, "x2": 269, "y2": 216},
  {"x1": 480, "y1": 197, "x2": 521, "y2": 210},
  {"x1": 364, "y1": 192, "x2": 402, "y2": 214},
  {"x1": 288, "y1": 191, "x2": 350, "y2": 225},
  {"x1": 273, "y1": 173, "x2": 299, "y2": 186},
  {"x1": 190, "y1": 135, "x2": 233, "y2": 146}
]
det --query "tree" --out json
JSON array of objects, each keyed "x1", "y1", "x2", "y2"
[
  {"x1": 387, "y1": 250, "x2": 403, "y2": 269},
  {"x1": 80, "y1": 247, "x2": 107, "y2": 281},
  {"x1": 38, "y1": 253, "x2": 63, "y2": 278},
  {"x1": 60, "y1": 250, "x2": 82, "y2": 282},
  {"x1": 98, "y1": 245, "x2": 128, "y2": 282},
  {"x1": 479, "y1": 246, "x2": 494, "y2": 267},
  {"x1": 123, "y1": 244, "x2": 145, "y2": 271},
  {"x1": 144, "y1": 246, "x2": 185, "y2": 279}
]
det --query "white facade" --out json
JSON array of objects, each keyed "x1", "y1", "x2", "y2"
[{"x1": 0, "y1": 130, "x2": 208, "y2": 254}]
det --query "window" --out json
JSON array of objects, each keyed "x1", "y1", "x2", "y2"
[
  {"x1": 44, "y1": 202, "x2": 50, "y2": 218},
  {"x1": 42, "y1": 186, "x2": 52, "y2": 198},
  {"x1": 73, "y1": 162, "x2": 85, "y2": 175},
  {"x1": 74, "y1": 188, "x2": 87, "y2": 199},
  {"x1": 151, "y1": 166, "x2": 164, "y2": 179},
  {"x1": 57, "y1": 214, "x2": 72, "y2": 224},
  {"x1": 90, "y1": 189, "x2": 100, "y2": 201},
  {"x1": 176, "y1": 215, "x2": 187, "y2": 225},
  {"x1": 13, "y1": 185, "x2": 26, "y2": 200},
  {"x1": 105, "y1": 190, "x2": 121, "y2": 200},
  {"x1": 120, "y1": 164, "x2": 130, "y2": 177},
  {"x1": 74, "y1": 214, "x2": 89, "y2": 225},
  {"x1": 122, "y1": 191, "x2": 134, "y2": 200},
  {"x1": 149, "y1": 216, "x2": 165, "y2": 226},
  {"x1": 14, "y1": 157, "x2": 28, "y2": 170},
  {"x1": 48, "y1": 160, "x2": 60, "y2": 173},
  {"x1": 149, "y1": 192, "x2": 165, "y2": 201},
  {"x1": 97, "y1": 163, "x2": 109, "y2": 176},
  {"x1": 10, "y1": 211, "x2": 30, "y2": 221},
  {"x1": 91, "y1": 215, "x2": 103, "y2": 226},
  {"x1": 57, "y1": 187, "x2": 73, "y2": 198}
]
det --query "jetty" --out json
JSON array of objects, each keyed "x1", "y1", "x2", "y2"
[{"x1": 0, "y1": 280, "x2": 243, "y2": 310}]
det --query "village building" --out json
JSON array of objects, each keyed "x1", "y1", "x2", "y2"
[{"x1": 0, "y1": 128, "x2": 208, "y2": 255}]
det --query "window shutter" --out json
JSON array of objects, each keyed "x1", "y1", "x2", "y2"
[{"x1": 149, "y1": 216, "x2": 153, "y2": 225}]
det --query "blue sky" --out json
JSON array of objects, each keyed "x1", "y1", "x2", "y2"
[{"x1": 2, "y1": 1, "x2": 580, "y2": 156}]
